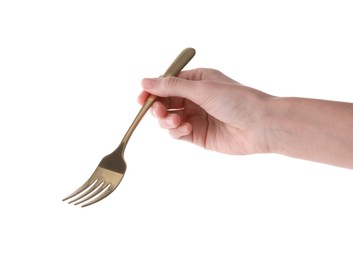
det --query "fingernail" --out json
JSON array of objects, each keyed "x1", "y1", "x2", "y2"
[
  {"x1": 165, "y1": 117, "x2": 174, "y2": 126},
  {"x1": 179, "y1": 124, "x2": 191, "y2": 134}
]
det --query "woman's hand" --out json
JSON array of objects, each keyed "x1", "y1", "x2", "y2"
[{"x1": 138, "y1": 68, "x2": 273, "y2": 155}]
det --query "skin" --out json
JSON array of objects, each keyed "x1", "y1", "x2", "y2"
[{"x1": 137, "y1": 68, "x2": 353, "y2": 169}]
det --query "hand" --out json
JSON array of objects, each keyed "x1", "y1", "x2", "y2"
[{"x1": 138, "y1": 68, "x2": 273, "y2": 155}]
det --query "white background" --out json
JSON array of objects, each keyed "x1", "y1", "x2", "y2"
[{"x1": 1, "y1": 0, "x2": 353, "y2": 259}]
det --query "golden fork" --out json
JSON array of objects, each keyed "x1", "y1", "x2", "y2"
[{"x1": 63, "y1": 48, "x2": 196, "y2": 207}]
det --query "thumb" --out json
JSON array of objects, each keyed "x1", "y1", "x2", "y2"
[{"x1": 141, "y1": 76, "x2": 206, "y2": 104}]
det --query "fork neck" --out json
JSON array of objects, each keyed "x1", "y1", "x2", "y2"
[
  {"x1": 115, "y1": 140, "x2": 128, "y2": 157},
  {"x1": 118, "y1": 95, "x2": 156, "y2": 155}
]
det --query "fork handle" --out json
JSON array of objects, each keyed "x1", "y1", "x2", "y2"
[
  {"x1": 120, "y1": 48, "x2": 196, "y2": 149},
  {"x1": 145, "y1": 47, "x2": 196, "y2": 104}
]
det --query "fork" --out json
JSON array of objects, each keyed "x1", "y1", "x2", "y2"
[{"x1": 63, "y1": 47, "x2": 196, "y2": 207}]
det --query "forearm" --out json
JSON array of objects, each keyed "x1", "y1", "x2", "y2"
[{"x1": 266, "y1": 97, "x2": 353, "y2": 169}]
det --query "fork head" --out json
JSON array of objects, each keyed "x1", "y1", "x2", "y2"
[{"x1": 63, "y1": 151, "x2": 126, "y2": 207}]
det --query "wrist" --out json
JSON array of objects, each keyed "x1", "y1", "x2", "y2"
[
  {"x1": 241, "y1": 95, "x2": 283, "y2": 155},
  {"x1": 259, "y1": 96, "x2": 291, "y2": 155}
]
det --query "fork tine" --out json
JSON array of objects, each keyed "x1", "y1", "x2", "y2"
[
  {"x1": 68, "y1": 179, "x2": 102, "y2": 204},
  {"x1": 73, "y1": 182, "x2": 110, "y2": 206},
  {"x1": 62, "y1": 175, "x2": 97, "y2": 201},
  {"x1": 81, "y1": 186, "x2": 116, "y2": 207}
]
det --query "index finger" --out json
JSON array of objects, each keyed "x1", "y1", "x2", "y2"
[{"x1": 178, "y1": 68, "x2": 237, "y2": 83}]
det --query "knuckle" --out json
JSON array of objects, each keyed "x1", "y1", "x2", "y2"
[
  {"x1": 208, "y1": 68, "x2": 223, "y2": 77},
  {"x1": 163, "y1": 76, "x2": 178, "y2": 88},
  {"x1": 158, "y1": 76, "x2": 181, "y2": 96}
]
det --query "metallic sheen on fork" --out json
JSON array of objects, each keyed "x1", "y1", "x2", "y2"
[{"x1": 63, "y1": 48, "x2": 196, "y2": 207}]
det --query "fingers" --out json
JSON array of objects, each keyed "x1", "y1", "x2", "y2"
[
  {"x1": 176, "y1": 68, "x2": 225, "y2": 81},
  {"x1": 151, "y1": 101, "x2": 180, "y2": 128},
  {"x1": 139, "y1": 68, "x2": 237, "y2": 140},
  {"x1": 141, "y1": 76, "x2": 205, "y2": 106},
  {"x1": 150, "y1": 101, "x2": 192, "y2": 138},
  {"x1": 178, "y1": 68, "x2": 239, "y2": 83},
  {"x1": 140, "y1": 68, "x2": 240, "y2": 107},
  {"x1": 137, "y1": 90, "x2": 149, "y2": 105},
  {"x1": 159, "y1": 112, "x2": 181, "y2": 129},
  {"x1": 168, "y1": 122, "x2": 192, "y2": 138},
  {"x1": 138, "y1": 89, "x2": 185, "y2": 112},
  {"x1": 141, "y1": 68, "x2": 234, "y2": 106},
  {"x1": 151, "y1": 101, "x2": 167, "y2": 118},
  {"x1": 177, "y1": 68, "x2": 207, "y2": 80}
]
